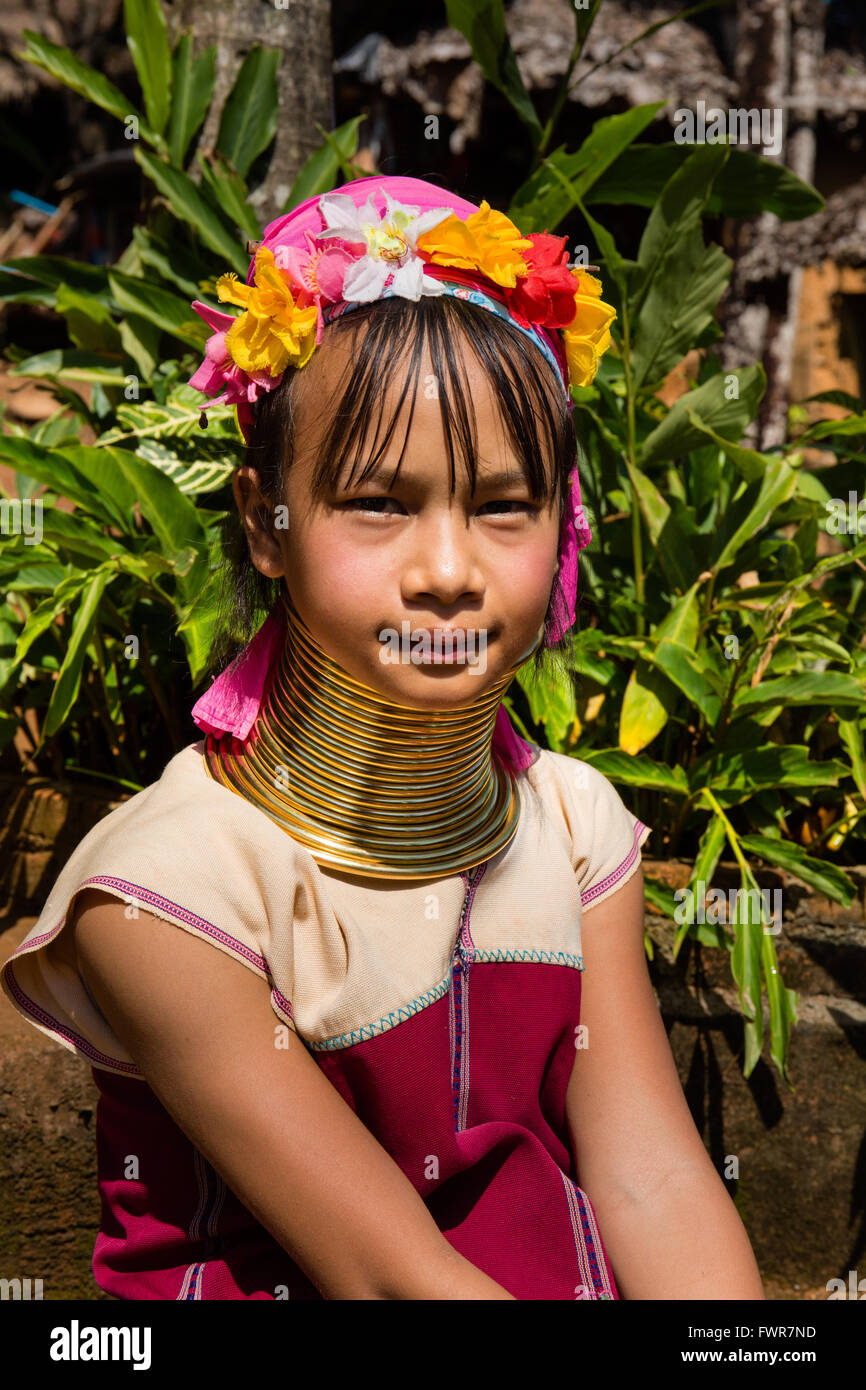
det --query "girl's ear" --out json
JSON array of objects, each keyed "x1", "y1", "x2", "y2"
[{"x1": 233, "y1": 466, "x2": 285, "y2": 579}]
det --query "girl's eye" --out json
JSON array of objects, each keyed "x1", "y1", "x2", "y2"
[
  {"x1": 343, "y1": 496, "x2": 401, "y2": 515},
  {"x1": 478, "y1": 500, "x2": 534, "y2": 516}
]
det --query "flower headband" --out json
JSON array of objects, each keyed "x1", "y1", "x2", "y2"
[
  {"x1": 188, "y1": 178, "x2": 615, "y2": 770},
  {"x1": 188, "y1": 182, "x2": 615, "y2": 419}
]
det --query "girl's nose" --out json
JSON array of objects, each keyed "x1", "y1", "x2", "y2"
[{"x1": 401, "y1": 510, "x2": 485, "y2": 608}]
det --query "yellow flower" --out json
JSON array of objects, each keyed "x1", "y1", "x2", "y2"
[
  {"x1": 562, "y1": 272, "x2": 617, "y2": 387},
  {"x1": 416, "y1": 200, "x2": 533, "y2": 289},
  {"x1": 216, "y1": 247, "x2": 319, "y2": 377}
]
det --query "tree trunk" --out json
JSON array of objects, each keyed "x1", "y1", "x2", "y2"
[
  {"x1": 164, "y1": 0, "x2": 334, "y2": 225},
  {"x1": 719, "y1": 0, "x2": 825, "y2": 448}
]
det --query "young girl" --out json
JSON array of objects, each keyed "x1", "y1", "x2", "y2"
[{"x1": 2, "y1": 176, "x2": 765, "y2": 1301}]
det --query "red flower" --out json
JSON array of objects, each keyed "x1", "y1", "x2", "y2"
[{"x1": 504, "y1": 233, "x2": 576, "y2": 328}]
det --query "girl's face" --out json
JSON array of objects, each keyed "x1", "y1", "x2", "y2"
[{"x1": 234, "y1": 328, "x2": 562, "y2": 711}]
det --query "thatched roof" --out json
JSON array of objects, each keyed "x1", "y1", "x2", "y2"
[
  {"x1": 738, "y1": 177, "x2": 866, "y2": 279},
  {"x1": 336, "y1": 0, "x2": 866, "y2": 155}
]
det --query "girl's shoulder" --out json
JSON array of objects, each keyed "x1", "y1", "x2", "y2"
[
  {"x1": 521, "y1": 747, "x2": 652, "y2": 911},
  {"x1": 1, "y1": 741, "x2": 326, "y2": 1074}
]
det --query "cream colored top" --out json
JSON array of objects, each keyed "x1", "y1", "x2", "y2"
[{"x1": 2, "y1": 740, "x2": 650, "y2": 1075}]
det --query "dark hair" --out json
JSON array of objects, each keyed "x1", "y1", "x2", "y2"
[{"x1": 205, "y1": 293, "x2": 581, "y2": 688}]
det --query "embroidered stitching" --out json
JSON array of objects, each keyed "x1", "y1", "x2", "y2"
[
  {"x1": 473, "y1": 947, "x2": 584, "y2": 969},
  {"x1": 580, "y1": 821, "x2": 649, "y2": 908},
  {"x1": 308, "y1": 971, "x2": 452, "y2": 1051},
  {"x1": 559, "y1": 1171, "x2": 616, "y2": 1300}
]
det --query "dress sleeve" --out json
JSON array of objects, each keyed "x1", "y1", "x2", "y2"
[
  {"x1": 537, "y1": 751, "x2": 651, "y2": 912},
  {"x1": 0, "y1": 746, "x2": 304, "y2": 1076}
]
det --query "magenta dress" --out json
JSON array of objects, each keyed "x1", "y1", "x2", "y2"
[{"x1": 3, "y1": 744, "x2": 649, "y2": 1300}]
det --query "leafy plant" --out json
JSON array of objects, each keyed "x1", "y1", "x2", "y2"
[{"x1": 3, "y1": 0, "x2": 860, "y2": 1089}]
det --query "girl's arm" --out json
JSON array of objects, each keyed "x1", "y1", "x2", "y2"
[
  {"x1": 70, "y1": 888, "x2": 514, "y2": 1301},
  {"x1": 566, "y1": 867, "x2": 766, "y2": 1299}
]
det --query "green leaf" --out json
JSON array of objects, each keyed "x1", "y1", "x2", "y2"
[
  {"x1": 837, "y1": 714, "x2": 866, "y2": 803},
  {"x1": 55, "y1": 284, "x2": 122, "y2": 354},
  {"x1": 198, "y1": 153, "x2": 261, "y2": 241},
  {"x1": 57, "y1": 444, "x2": 143, "y2": 532},
  {"x1": 507, "y1": 104, "x2": 665, "y2": 232},
  {"x1": 216, "y1": 45, "x2": 280, "y2": 178},
  {"x1": 644, "y1": 639, "x2": 722, "y2": 723},
  {"x1": 167, "y1": 32, "x2": 215, "y2": 168},
  {"x1": 579, "y1": 749, "x2": 688, "y2": 794},
  {"x1": 735, "y1": 671, "x2": 865, "y2": 711},
  {"x1": 739, "y1": 834, "x2": 857, "y2": 905},
  {"x1": 107, "y1": 450, "x2": 209, "y2": 595},
  {"x1": 38, "y1": 509, "x2": 125, "y2": 562},
  {"x1": 517, "y1": 661, "x2": 577, "y2": 748},
  {"x1": 690, "y1": 745, "x2": 848, "y2": 796},
  {"x1": 18, "y1": 30, "x2": 162, "y2": 149},
  {"x1": 10, "y1": 349, "x2": 128, "y2": 386},
  {"x1": 0, "y1": 256, "x2": 111, "y2": 304},
  {"x1": 445, "y1": 0, "x2": 542, "y2": 143},
  {"x1": 124, "y1": 0, "x2": 172, "y2": 136},
  {"x1": 710, "y1": 456, "x2": 799, "y2": 573},
  {"x1": 0, "y1": 436, "x2": 118, "y2": 525},
  {"x1": 43, "y1": 571, "x2": 110, "y2": 738},
  {"x1": 627, "y1": 464, "x2": 701, "y2": 593},
  {"x1": 281, "y1": 116, "x2": 366, "y2": 212},
  {"x1": 639, "y1": 367, "x2": 766, "y2": 466},
  {"x1": 588, "y1": 144, "x2": 824, "y2": 222},
  {"x1": 13, "y1": 575, "x2": 90, "y2": 665},
  {"x1": 108, "y1": 269, "x2": 210, "y2": 348},
  {"x1": 629, "y1": 146, "x2": 732, "y2": 388},
  {"x1": 134, "y1": 148, "x2": 248, "y2": 274}
]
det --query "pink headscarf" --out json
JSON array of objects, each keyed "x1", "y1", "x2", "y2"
[{"x1": 191, "y1": 176, "x2": 593, "y2": 774}]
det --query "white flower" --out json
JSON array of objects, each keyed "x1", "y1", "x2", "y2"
[{"x1": 314, "y1": 188, "x2": 453, "y2": 302}]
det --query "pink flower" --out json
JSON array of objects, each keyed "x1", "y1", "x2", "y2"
[{"x1": 188, "y1": 300, "x2": 275, "y2": 407}]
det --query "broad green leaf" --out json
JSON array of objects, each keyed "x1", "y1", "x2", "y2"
[
  {"x1": 507, "y1": 104, "x2": 665, "y2": 231},
  {"x1": 0, "y1": 256, "x2": 111, "y2": 303},
  {"x1": 639, "y1": 367, "x2": 766, "y2": 466},
  {"x1": 793, "y1": 414, "x2": 866, "y2": 445},
  {"x1": 38, "y1": 509, "x2": 125, "y2": 562},
  {"x1": 627, "y1": 465, "x2": 701, "y2": 592},
  {"x1": 43, "y1": 571, "x2": 110, "y2": 738},
  {"x1": 57, "y1": 444, "x2": 143, "y2": 533},
  {"x1": 18, "y1": 31, "x2": 162, "y2": 149},
  {"x1": 690, "y1": 745, "x2": 848, "y2": 795},
  {"x1": 739, "y1": 834, "x2": 857, "y2": 905},
  {"x1": 711, "y1": 456, "x2": 800, "y2": 572},
  {"x1": 579, "y1": 749, "x2": 688, "y2": 794},
  {"x1": 108, "y1": 269, "x2": 210, "y2": 348},
  {"x1": 134, "y1": 149, "x2": 248, "y2": 273},
  {"x1": 118, "y1": 312, "x2": 162, "y2": 379},
  {"x1": 837, "y1": 714, "x2": 866, "y2": 803},
  {"x1": 198, "y1": 153, "x2": 261, "y2": 241},
  {"x1": 107, "y1": 450, "x2": 209, "y2": 594},
  {"x1": 445, "y1": 0, "x2": 542, "y2": 143},
  {"x1": 630, "y1": 143, "x2": 730, "y2": 321},
  {"x1": 10, "y1": 349, "x2": 128, "y2": 386},
  {"x1": 167, "y1": 32, "x2": 215, "y2": 168},
  {"x1": 216, "y1": 45, "x2": 280, "y2": 177},
  {"x1": 0, "y1": 436, "x2": 117, "y2": 524},
  {"x1": 13, "y1": 575, "x2": 90, "y2": 664},
  {"x1": 588, "y1": 144, "x2": 824, "y2": 221},
  {"x1": 517, "y1": 661, "x2": 577, "y2": 748},
  {"x1": 644, "y1": 639, "x2": 722, "y2": 723},
  {"x1": 631, "y1": 236, "x2": 730, "y2": 389},
  {"x1": 124, "y1": 0, "x2": 172, "y2": 136},
  {"x1": 282, "y1": 116, "x2": 366, "y2": 212},
  {"x1": 734, "y1": 670, "x2": 864, "y2": 710},
  {"x1": 55, "y1": 284, "x2": 122, "y2": 354}
]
